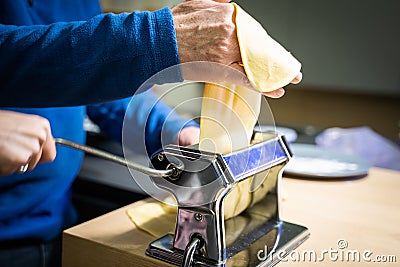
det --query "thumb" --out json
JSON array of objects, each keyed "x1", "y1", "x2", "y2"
[{"x1": 39, "y1": 132, "x2": 57, "y2": 163}]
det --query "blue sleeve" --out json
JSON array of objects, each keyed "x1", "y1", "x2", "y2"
[
  {"x1": 87, "y1": 90, "x2": 198, "y2": 157},
  {"x1": 0, "y1": 8, "x2": 181, "y2": 107}
]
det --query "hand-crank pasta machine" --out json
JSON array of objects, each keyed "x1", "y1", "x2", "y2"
[{"x1": 56, "y1": 133, "x2": 309, "y2": 267}]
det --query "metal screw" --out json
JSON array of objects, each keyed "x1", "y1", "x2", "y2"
[
  {"x1": 166, "y1": 164, "x2": 181, "y2": 180},
  {"x1": 194, "y1": 213, "x2": 203, "y2": 222},
  {"x1": 157, "y1": 153, "x2": 165, "y2": 162}
]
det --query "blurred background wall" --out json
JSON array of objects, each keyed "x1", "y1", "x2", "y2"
[{"x1": 236, "y1": 0, "x2": 400, "y2": 97}]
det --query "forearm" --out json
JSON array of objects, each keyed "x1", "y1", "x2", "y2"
[{"x1": 0, "y1": 8, "x2": 180, "y2": 107}]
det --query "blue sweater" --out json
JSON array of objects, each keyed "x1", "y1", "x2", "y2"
[
  {"x1": 0, "y1": 0, "x2": 192, "y2": 241},
  {"x1": 0, "y1": 0, "x2": 181, "y2": 107}
]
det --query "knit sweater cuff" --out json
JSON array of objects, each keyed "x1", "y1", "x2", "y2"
[{"x1": 151, "y1": 7, "x2": 182, "y2": 84}]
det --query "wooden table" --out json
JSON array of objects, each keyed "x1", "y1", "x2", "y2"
[{"x1": 63, "y1": 167, "x2": 400, "y2": 266}]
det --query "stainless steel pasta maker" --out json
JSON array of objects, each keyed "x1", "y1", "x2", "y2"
[{"x1": 56, "y1": 133, "x2": 309, "y2": 267}]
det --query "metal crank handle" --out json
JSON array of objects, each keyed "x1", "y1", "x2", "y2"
[
  {"x1": 54, "y1": 138, "x2": 180, "y2": 178},
  {"x1": 182, "y1": 236, "x2": 202, "y2": 267}
]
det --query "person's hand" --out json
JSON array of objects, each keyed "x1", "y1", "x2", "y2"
[
  {"x1": 172, "y1": 0, "x2": 302, "y2": 98},
  {"x1": 172, "y1": 0, "x2": 240, "y2": 69},
  {"x1": 176, "y1": 126, "x2": 200, "y2": 146},
  {"x1": 0, "y1": 110, "x2": 56, "y2": 175}
]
